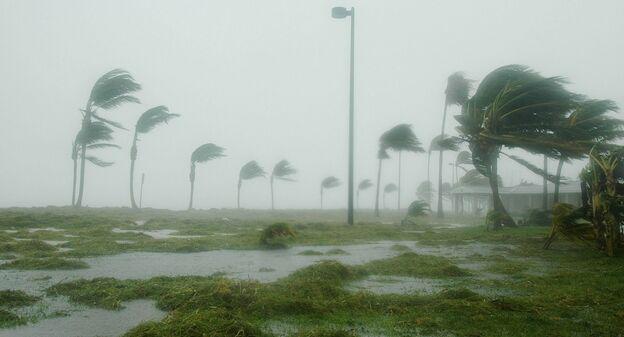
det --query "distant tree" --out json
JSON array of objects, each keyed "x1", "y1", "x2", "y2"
[
  {"x1": 71, "y1": 122, "x2": 120, "y2": 206},
  {"x1": 320, "y1": 176, "x2": 341, "y2": 209},
  {"x1": 238, "y1": 161, "x2": 266, "y2": 209},
  {"x1": 437, "y1": 72, "x2": 472, "y2": 218},
  {"x1": 270, "y1": 160, "x2": 297, "y2": 210},
  {"x1": 383, "y1": 183, "x2": 398, "y2": 209},
  {"x1": 188, "y1": 143, "x2": 225, "y2": 210},
  {"x1": 374, "y1": 147, "x2": 390, "y2": 217},
  {"x1": 356, "y1": 179, "x2": 373, "y2": 209},
  {"x1": 380, "y1": 124, "x2": 425, "y2": 210},
  {"x1": 75, "y1": 69, "x2": 141, "y2": 207},
  {"x1": 129, "y1": 106, "x2": 179, "y2": 209}
]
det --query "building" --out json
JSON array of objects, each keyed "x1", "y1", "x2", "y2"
[{"x1": 449, "y1": 181, "x2": 582, "y2": 215}]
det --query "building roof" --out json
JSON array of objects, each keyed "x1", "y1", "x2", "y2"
[{"x1": 450, "y1": 181, "x2": 581, "y2": 195}]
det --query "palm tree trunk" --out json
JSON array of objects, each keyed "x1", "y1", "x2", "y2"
[
  {"x1": 237, "y1": 179, "x2": 242, "y2": 209},
  {"x1": 188, "y1": 163, "x2": 195, "y2": 210},
  {"x1": 542, "y1": 155, "x2": 548, "y2": 210},
  {"x1": 320, "y1": 187, "x2": 324, "y2": 209},
  {"x1": 489, "y1": 153, "x2": 515, "y2": 228},
  {"x1": 139, "y1": 173, "x2": 145, "y2": 208},
  {"x1": 71, "y1": 147, "x2": 78, "y2": 207},
  {"x1": 427, "y1": 151, "x2": 432, "y2": 205},
  {"x1": 397, "y1": 151, "x2": 402, "y2": 210},
  {"x1": 374, "y1": 158, "x2": 382, "y2": 217},
  {"x1": 75, "y1": 109, "x2": 91, "y2": 208},
  {"x1": 437, "y1": 101, "x2": 448, "y2": 218},
  {"x1": 270, "y1": 176, "x2": 275, "y2": 210},
  {"x1": 129, "y1": 133, "x2": 139, "y2": 209},
  {"x1": 553, "y1": 158, "x2": 564, "y2": 204}
]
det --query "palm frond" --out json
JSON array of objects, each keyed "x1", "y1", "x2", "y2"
[
  {"x1": 501, "y1": 153, "x2": 561, "y2": 183},
  {"x1": 380, "y1": 124, "x2": 425, "y2": 153},
  {"x1": 321, "y1": 176, "x2": 341, "y2": 189},
  {"x1": 87, "y1": 143, "x2": 121, "y2": 150},
  {"x1": 456, "y1": 150, "x2": 472, "y2": 166},
  {"x1": 91, "y1": 114, "x2": 127, "y2": 130},
  {"x1": 406, "y1": 200, "x2": 430, "y2": 217},
  {"x1": 459, "y1": 169, "x2": 502, "y2": 186},
  {"x1": 136, "y1": 106, "x2": 180, "y2": 134},
  {"x1": 384, "y1": 183, "x2": 398, "y2": 194},
  {"x1": 76, "y1": 121, "x2": 114, "y2": 145},
  {"x1": 85, "y1": 156, "x2": 114, "y2": 167},
  {"x1": 272, "y1": 160, "x2": 297, "y2": 181},
  {"x1": 377, "y1": 147, "x2": 390, "y2": 160},
  {"x1": 240, "y1": 161, "x2": 266, "y2": 180},
  {"x1": 358, "y1": 179, "x2": 373, "y2": 191},
  {"x1": 89, "y1": 69, "x2": 141, "y2": 110},
  {"x1": 191, "y1": 143, "x2": 226, "y2": 164},
  {"x1": 445, "y1": 72, "x2": 473, "y2": 106}
]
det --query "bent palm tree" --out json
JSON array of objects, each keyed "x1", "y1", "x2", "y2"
[
  {"x1": 238, "y1": 161, "x2": 266, "y2": 209},
  {"x1": 437, "y1": 72, "x2": 472, "y2": 217},
  {"x1": 71, "y1": 122, "x2": 120, "y2": 206},
  {"x1": 374, "y1": 147, "x2": 390, "y2": 217},
  {"x1": 380, "y1": 124, "x2": 424, "y2": 210},
  {"x1": 383, "y1": 183, "x2": 398, "y2": 209},
  {"x1": 130, "y1": 106, "x2": 179, "y2": 209},
  {"x1": 356, "y1": 179, "x2": 373, "y2": 209},
  {"x1": 270, "y1": 160, "x2": 297, "y2": 210},
  {"x1": 320, "y1": 176, "x2": 341, "y2": 209},
  {"x1": 188, "y1": 143, "x2": 225, "y2": 210},
  {"x1": 75, "y1": 69, "x2": 141, "y2": 207}
]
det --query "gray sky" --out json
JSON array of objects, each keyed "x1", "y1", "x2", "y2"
[{"x1": 1, "y1": 0, "x2": 623, "y2": 210}]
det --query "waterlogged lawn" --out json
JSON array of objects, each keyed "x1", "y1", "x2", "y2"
[{"x1": 0, "y1": 208, "x2": 623, "y2": 336}]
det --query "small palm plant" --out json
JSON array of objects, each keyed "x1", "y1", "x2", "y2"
[
  {"x1": 270, "y1": 160, "x2": 297, "y2": 210},
  {"x1": 188, "y1": 143, "x2": 225, "y2": 210},
  {"x1": 416, "y1": 181, "x2": 434, "y2": 203},
  {"x1": 71, "y1": 122, "x2": 120, "y2": 206},
  {"x1": 238, "y1": 161, "x2": 266, "y2": 209},
  {"x1": 356, "y1": 179, "x2": 373, "y2": 209},
  {"x1": 402, "y1": 200, "x2": 430, "y2": 225},
  {"x1": 320, "y1": 176, "x2": 341, "y2": 209},
  {"x1": 129, "y1": 106, "x2": 179, "y2": 209},
  {"x1": 75, "y1": 69, "x2": 141, "y2": 207},
  {"x1": 380, "y1": 124, "x2": 425, "y2": 210},
  {"x1": 383, "y1": 183, "x2": 398, "y2": 209},
  {"x1": 374, "y1": 147, "x2": 390, "y2": 216}
]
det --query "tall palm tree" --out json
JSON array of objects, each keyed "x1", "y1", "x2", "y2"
[
  {"x1": 188, "y1": 143, "x2": 225, "y2": 210},
  {"x1": 270, "y1": 160, "x2": 297, "y2": 210},
  {"x1": 553, "y1": 99, "x2": 624, "y2": 203},
  {"x1": 437, "y1": 72, "x2": 472, "y2": 218},
  {"x1": 380, "y1": 124, "x2": 425, "y2": 210},
  {"x1": 356, "y1": 179, "x2": 373, "y2": 209},
  {"x1": 456, "y1": 65, "x2": 580, "y2": 228},
  {"x1": 383, "y1": 183, "x2": 398, "y2": 209},
  {"x1": 75, "y1": 69, "x2": 141, "y2": 207},
  {"x1": 71, "y1": 121, "x2": 120, "y2": 206},
  {"x1": 374, "y1": 147, "x2": 390, "y2": 217},
  {"x1": 238, "y1": 161, "x2": 266, "y2": 209},
  {"x1": 320, "y1": 176, "x2": 341, "y2": 209},
  {"x1": 129, "y1": 106, "x2": 179, "y2": 209}
]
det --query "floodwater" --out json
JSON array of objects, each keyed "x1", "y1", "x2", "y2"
[
  {"x1": 0, "y1": 240, "x2": 515, "y2": 337},
  {"x1": 111, "y1": 228, "x2": 202, "y2": 240}
]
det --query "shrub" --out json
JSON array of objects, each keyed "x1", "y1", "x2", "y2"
[{"x1": 259, "y1": 223, "x2": 295, "y2": 249}]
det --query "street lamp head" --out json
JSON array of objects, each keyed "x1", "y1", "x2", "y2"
[{"x1": 332, "y1": 7, "x2": 351, "y2": 19}]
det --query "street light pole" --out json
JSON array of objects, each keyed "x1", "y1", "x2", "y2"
[{"x1": 332, "y1": 6, "x2": 355, "y2": 225}]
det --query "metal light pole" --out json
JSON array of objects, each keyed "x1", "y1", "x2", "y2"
[{"x1": 332, "y1": 6, "x2": 355, "y2": 225}]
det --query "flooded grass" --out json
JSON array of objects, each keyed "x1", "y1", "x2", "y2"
[{"x1": 0, "y1": 257, "x2": 88, "y2": 270}]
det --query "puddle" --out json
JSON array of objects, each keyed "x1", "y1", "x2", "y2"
[
  {"x1": 111, "y1": 228, "x2": 201, "y2": 240},
  {"x1": 27, "y1": 228, "x2": 65, "y2": 233},
  {"x1": 3, "y1": 230, "x2": 18, "y2": 234},
  {"x1": 63, "y1": 234, "x2": 79, "y2": 238},
  {"x1": 0, "y1": 300, "x2": 164, "y2": 337},
  {"x1": 42, "y1": 240, "x2": 69, "y2": 246},
  {"x1": 115, "y1": 240, "x2": 136, "y2": 245},
  {"x1": 133, "y1": 220, "x2": 147, "y2": 226},
  {"x1": 347, "y1": 275, "x2": 446, "y2": 295}
]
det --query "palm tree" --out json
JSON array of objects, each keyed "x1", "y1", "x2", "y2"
[
  {"x1": 75, "y1": 69, "x2": 141, "y2": 207},
  {"x1": 437, "y1": 72, "x2": 472, "y2": 218},
  {"x1": 374, "y1": 147, "x2": 390, "y2": 217},
  {"x1": 456, "y1": 65, "x2": 579, "y2": 228},
  {"x1": 270, "y1": 160, "x2": 297, "y2": 210},
  {"x1": 129, "y1": 106, "x2": 179, "y2": 209},
  {"x1": 383, "y1": 183, "x2": 398, "y2": 209},
  {"x1": 416, "y1": 181, "x2": 434, "y2": 202},
  {"x1": 188, "y1": 143, "x2": 225, "y2": 210},
  {"x1": 380, "y1": 124, "x2": 425, "y2": 210},
  {"x1": 71, "y1": 121, "x2": 120, "y2": 206},
  {"x1": 356, "y1": 179, "x2": 373, "y2": 209},
  {"x1": 552, "y1": 99, "x2": 624, "y2": 203},
  {"x1": 238, "y1": 161, "x2": 266, "y2": 209},
  {"x1": 320, "y1": 176, "x2": 341, "y2": 209}
]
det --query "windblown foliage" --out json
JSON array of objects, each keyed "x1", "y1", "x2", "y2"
[
  {"x1": 135, "y1": 106, "x2": 179, "y2": 134},
  {"x1": 239, "y1": 161, "x2": 266, "y2": 181},
  {"x1": 357, "y1": 179, "x2": 373, "y2": 191},
  {"x1": 191, "y1": 144, "x2": 226, "y2": 164},
  {"x1": 321, "y1": 176, "x2": 341, "y2": 189},
  {"x1": 271, "y1": 160, "x2": 297, "y2": 181}
]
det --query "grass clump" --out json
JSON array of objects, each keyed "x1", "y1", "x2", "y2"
[
  {"x1": 325, "y1": 248, "x2": 348, "y2": 255},
  {"x1": 0, "y1": 257, "x2": 88, "y2": 270},
  {"x1": 0, "y1": 309, "x2": 26, "y2": 328},
  {"x1": 0, "y1": 239, "x2": 56, "y2": 255},
  {"x1": 0, "y1": 290, "x2": 39, "y2": 307},
  {"x1": 298, "y1": 250, "x2": 324, "y2": 256},
  {"x1": 292, "y1": 327, "x2": 357, "y2": 337},
  {"x1": 260, "y1": 223, "x2": 295, "y2": 249},
  {"x1": 362, "y1": 252, "x2": 470, "y2": 278}
]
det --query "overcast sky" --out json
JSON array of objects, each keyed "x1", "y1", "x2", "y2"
[{"x1": 1, "y1": 0, "x2": 623, "y2": 210}]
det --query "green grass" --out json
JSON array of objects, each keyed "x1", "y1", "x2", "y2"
[
  {"x1": 0, "y1": 309, "x2": 26, "y2": 328},
  {"x1": 0, "y1": 257, "x2": 88, "y2": 270},
  {"x1": 360, "y1": 252, "x2": 471, "y2": 278},
  {"x1": 0, "y1": 290, "x2": 39, "y2": 307}
]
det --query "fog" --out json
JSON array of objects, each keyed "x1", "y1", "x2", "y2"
[{"x1": 1, "y1": 0, "x2": 623, "y2": 210}]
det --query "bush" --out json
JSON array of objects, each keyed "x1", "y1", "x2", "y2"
[
  {"x1": 259, "y1": 223, "x2": 295, "y2": 249},
  {"x1": 524, "y1": 209, "x2": 552, "y2": 226}
]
